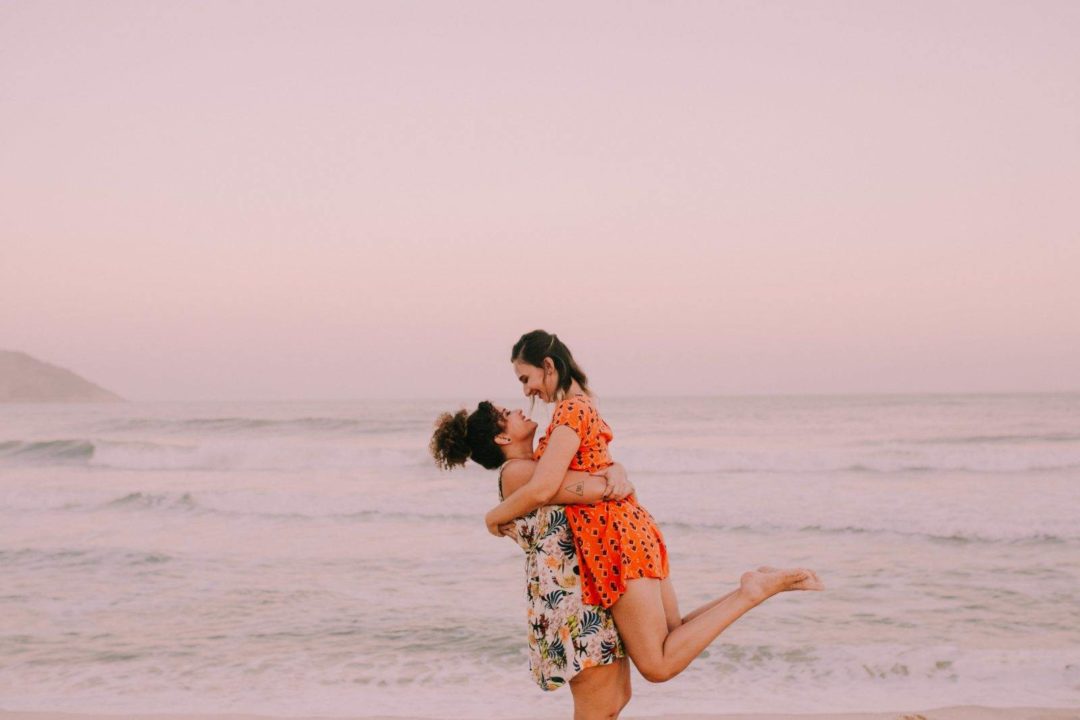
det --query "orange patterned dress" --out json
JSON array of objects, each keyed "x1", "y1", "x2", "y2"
[{"x1": 534, "y1": 395, "x2": 669, "y2": 608}]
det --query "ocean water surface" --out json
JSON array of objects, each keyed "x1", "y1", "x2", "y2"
[{"x1": 1, "y1": 395, "x2": 1078, "y2": 716}]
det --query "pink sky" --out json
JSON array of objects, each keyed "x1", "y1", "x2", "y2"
[{"x1": 2, "y1": 1, "x2": 1078, "y2": 400}]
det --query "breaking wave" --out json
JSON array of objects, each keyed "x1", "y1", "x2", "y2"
[
  {"x1": 0, "y1": 438, "x2": 427, "y2": 471},
  {"x1": 5, "y1": 434, "x2": 1080, "y2": 475},
  {"x1": 98, "y1": 416, "x2": 425, "y2": 436}
]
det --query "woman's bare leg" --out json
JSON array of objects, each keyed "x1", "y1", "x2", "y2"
[
  {"x1": 612, "y1": 567, "x2": 822, "y2": 683},
  {"x1": 660, "y1": 576, "x2": 682, "y2": 632},
  {"x1": 666, "y1": 565, "x2": 825, "y2": 627},
  {"x1": 568, "y1": 658, "x2": 632, "y2": 720},
  {"x1": 660, "y1": 572, "x2": 745, "y2": 631}
]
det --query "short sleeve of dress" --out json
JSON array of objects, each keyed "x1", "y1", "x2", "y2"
[{"x1": 550, "y1": 398, "x2": 593, "y2": 442}]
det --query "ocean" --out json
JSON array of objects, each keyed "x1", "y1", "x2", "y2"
[{"x1": 1, "y1": 395, "x2": 1078, "y2": 716}]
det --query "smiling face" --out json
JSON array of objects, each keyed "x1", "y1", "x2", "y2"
[
  {"x1": 513, "y1": 358, "x2": 556, "y2": 402},
  {"x1": 494, "y1": 405, "x2": 538, "y2": 443}
]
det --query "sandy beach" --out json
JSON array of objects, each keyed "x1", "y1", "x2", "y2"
[{"x1": 1, "y1": 705, "x2": 1078, "y2": 720}]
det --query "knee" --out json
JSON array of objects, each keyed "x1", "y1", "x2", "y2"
[
  {"x1": 580, "y1": 697, "x2": 626, "y2": 720},
  {"x1": 600, "y1": 686, "x2": 631, "y2": 720},
  {"x1": 637, "y1": 663, "x2": 676, "y2": 683},
  {"x1": 602, "y1": 700, "x2": 624, "y2": 720}
]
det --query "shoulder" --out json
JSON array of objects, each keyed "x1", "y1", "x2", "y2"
[
  {"x1": 555, "y1": 394, "x2": 593, "y2": 411},
  {"x1": 499, "y1": 458, "x2": 536, "y2": 497},
  {"x1": 552, "y1": 395, "x2": 598, "y2": 423}
]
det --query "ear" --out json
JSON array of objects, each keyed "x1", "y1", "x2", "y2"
[
  {"x1": 543, "y1": 357, "x2": 555, "y2": 374},
  {"x1": 494, "y1": 433, "x2": 512, "y2": 446}
]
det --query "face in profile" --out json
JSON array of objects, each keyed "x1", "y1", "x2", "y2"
[
  {"x1": 513, "y1": 359, "x2": 555, "y2": 402},
  {"x1": 495, "y1": 405, "x2": 537, "y2": 443}
]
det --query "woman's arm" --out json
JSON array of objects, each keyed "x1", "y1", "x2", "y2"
[
  {"x1": 501, "y1": 460, "x2": 633, "y2": 505},
  {"x1": 484, "y1": 425, "x2": 579, "y2": 534}
]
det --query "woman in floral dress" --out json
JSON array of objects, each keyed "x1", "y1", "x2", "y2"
[{"x1": 432, "y1": 402, "x2": 634, "y2": 719}]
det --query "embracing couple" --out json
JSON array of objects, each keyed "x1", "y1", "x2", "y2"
[{"x1": 430, "y1": 330, "x2": 823, "y2": 719}]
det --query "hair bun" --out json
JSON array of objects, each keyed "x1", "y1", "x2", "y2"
[{"x1": 430, "y1": 409, "x2": 470, "y2": 469}]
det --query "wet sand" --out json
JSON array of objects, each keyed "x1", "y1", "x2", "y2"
[{"x1": 1, "y1": 704, "x2": 1078, "y2": 720}]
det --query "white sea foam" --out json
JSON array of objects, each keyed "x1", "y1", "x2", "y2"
[
  {"x1": 1, "y1": 464, "x2": 1077, "y2": 546},
  {"x1": 4, "y1": 432, "x2": 1080, "y2": 475},
  {"x1": 0, "y1": 437, "x2": 428, "y2": 471}
]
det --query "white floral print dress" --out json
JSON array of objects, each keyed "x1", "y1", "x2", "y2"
[{"x1": 500, "y1": 469, "x2": 625, "y2": 690}]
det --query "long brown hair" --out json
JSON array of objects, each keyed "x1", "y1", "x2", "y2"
[{"x1": 511, "y1": 330, "x2": 591, "y2": 401}]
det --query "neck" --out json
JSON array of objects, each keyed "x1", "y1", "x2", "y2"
[
  {"x1": 566, "y1": 380, "x2": 586, "y2": 397},
  {"x1": 503, "y1": 439, "x2": 534, "y2": 461}
]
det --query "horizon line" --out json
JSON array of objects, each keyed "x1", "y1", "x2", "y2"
[{"x1": 26, "y1": 389, "x2": 1079, "y2": 404}]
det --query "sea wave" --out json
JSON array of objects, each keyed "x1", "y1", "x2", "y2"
[
  {"x1": 613, "y1": 444, "x2": 1080, "y2": 475},
  {"x1": 6, "y1": 435, "x2": 1080, "y2": 475},
  {"x1": 6, "y1": 487, "x2": 1075, "y2": 545},
  {"x1": 97, "y1": 416, "x2": 424, "y2": 436},
  {"x1": 1, "y1": 638, "x2": 1076, "y2": 716},
  {"x1": 660, "y1": 519, "x2": 1078, "y2": 545},
  {"x1": 0, "y1": 439, "x2": 95, "y2": 462},
  {"x1": 900, "y1": 432, "x2": 1080, "y2": 445},
  {"x1": 105, "y1": 491, "x2": 200, "y2": 511},
  {"x1": 0, "y1": 438, "x2": 429, "y2": 471},
  {"x1": 0, "y1": 547, "x2": 174, "y2": 567}
]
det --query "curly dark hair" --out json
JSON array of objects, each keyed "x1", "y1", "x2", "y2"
[{"x1": 429, "y1": 401, "x2": 506, "y2": 470}]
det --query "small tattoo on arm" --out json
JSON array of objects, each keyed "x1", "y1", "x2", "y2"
[{"x1": 569, "y1": 481, "x2": 585, "y2": 496}]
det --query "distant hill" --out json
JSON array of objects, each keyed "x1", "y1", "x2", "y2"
[{"x1": 0, "y1": 351, "x2": 124, "y2": 403}]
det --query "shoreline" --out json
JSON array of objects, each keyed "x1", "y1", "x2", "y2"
[{"x1": 0, "y1": 706, "x2": 1077, "y2": 720}]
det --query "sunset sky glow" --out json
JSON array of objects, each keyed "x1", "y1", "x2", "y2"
[{"x1": 2, "y1": 1, "x2": 1078, "y2": 400}]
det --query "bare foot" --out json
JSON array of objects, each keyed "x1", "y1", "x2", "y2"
[
  {"x1": 758, "y1": 565, "x2": 825, "y2": 591},
  {"x1": 743, "y1": 565, "x2": 825, "y2": 600},
  {"x1": 738, "y1": 568, "x2": 810, "y2": 604}
]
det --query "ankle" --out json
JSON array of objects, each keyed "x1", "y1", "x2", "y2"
[{"x1": 733, "y1": 585, "x2": 766, "y2": 607}]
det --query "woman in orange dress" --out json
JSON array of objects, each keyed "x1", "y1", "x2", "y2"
[{"x1": 485, "y1": 330, "x2": 825, "y2": 683}]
